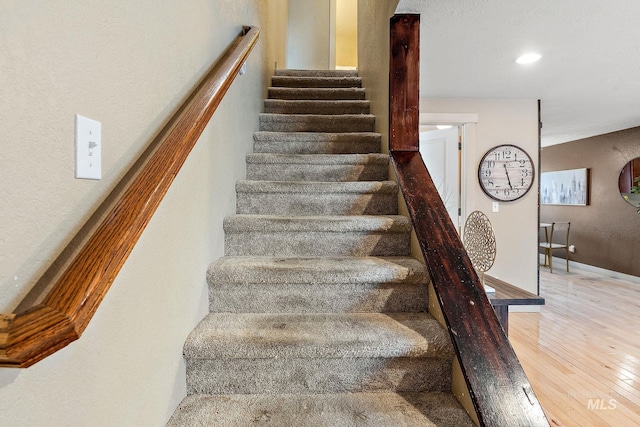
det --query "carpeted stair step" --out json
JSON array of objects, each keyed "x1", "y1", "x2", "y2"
[
  {"x1": 236, "y1": 181, "x2": 398, "y2": 216},
  {"x1": 268, "y1": 87, "x2": 366, "y2": 100},
  {"x1": 264, "y1": 99, "x2": 370, "y2": 115},
  {"x1": 167, "y1": 391, "x2": 475, "y2": 427},
  {"x1": 274, "y1": 68, "x2": 359, "y2": 77},
  {"x1": 245, "y1": 153, "x2": 388, "y2": 182},
  {"x1": 253, "y1": 131, "x2": 381, "y2": 154},
  {"x1": 224, "y1": 214, "x2": 411, "y2": 257},
  {"x1": 259, "y1": 113, "x2": 375, "y2": 133},
  {"x1": 271, "y1": 75, "x2": 362, "y2": 88},
  {"x1": 183, "y1": 312, "x2": 454, "y2": 395},
  {"x1": 207, "y1": 256, "x2": 429, "y2": 313}
]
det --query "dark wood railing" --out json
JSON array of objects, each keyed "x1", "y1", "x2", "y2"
[
  {"x1": 389, "y1": 15, "x2": 549, "y2": 426},
  {"x1": 0, "y1": 26, "x2": 260, "y2": 368}
]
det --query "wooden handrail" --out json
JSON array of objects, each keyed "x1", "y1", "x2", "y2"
[
  {"x1": 0, "y1": 25, "x2": 260, "y2": 368},
  {"x1": 389, "y1": 15, "x2": 549, "y2": 426}
]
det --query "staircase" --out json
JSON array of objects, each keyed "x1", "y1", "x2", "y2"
[{"x1": 167, "y1": 70, "x2": 474, "y2": 426}]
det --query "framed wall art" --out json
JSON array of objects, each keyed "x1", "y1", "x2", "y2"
[{"x1": 540, "y1": 168, "x2": 590, "y2": 206}]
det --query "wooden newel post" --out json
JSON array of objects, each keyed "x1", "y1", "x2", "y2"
[{"x1": 390, "y1": 14, "x2": 420, "y2": 152}]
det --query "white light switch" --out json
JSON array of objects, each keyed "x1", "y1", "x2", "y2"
[
  {"x1": 75, "y1": 114, "x2": 101, "y2": 180},
  {"x1": 492, "y1": 201, "x2": 499, "y2": 212}
]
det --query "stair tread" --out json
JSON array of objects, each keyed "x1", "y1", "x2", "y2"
[
  {"x1": 245, "y1": 153, "x2": 388, "y2": 181},
  {"x1": 253, "y1": 132, "x2": 381, "y2": 154},
  {"x1": 259, "y1": 114, "x2": 375, "y2": 133},
  {"x1": 268, "y1": 86, "x2": 365, "y2": 91},
  {"x1": 207, "y1": 256, "x2": 429, "y2": 314},
  {"x1": 264, "y1": 99, "x2": 370, "y2": 106},
  {"x1": 246, "y1": 153, "x2": 387, "y2": 165},
  {"x1": 208, "y1": 256, "x2": 427, "y2": 284},
  {"x1": 275, "y1": 69, "x2": 359, "y2": 77},
  {"x1": 237, "y1": 180, "x2": 397, "y2": 193},
  {"x1": 167, "y1": 391, "x2": 475, "y2": 427},
  {"x1": 224, "y1": 214, "x2": 411, "y2": 232},
  {"x1": 263, "y1": 99, "x2": 370, "y2": 111},
  {"x1": 254, "y1": 131, "x2": 381, "y2": 141},
  {"x1": 264, "y1": 99, "x2": 371, "y2": 115},
  {"x1": 184, "y1": 312, "x2": 453, "y2": 360},
  {"x1": 260, "y1": 113, "x2": 375, "y2": 119},
  {"x1": 268, "y1": 87, "x2": 366, "y2": 100},
  {"x1": 271, "y1": 76, "x2": 362, "y2": 88}
]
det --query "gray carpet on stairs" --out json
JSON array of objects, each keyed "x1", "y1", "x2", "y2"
[
  {"x1": 253, "y1": 131, "x2": 381, "y2": 154},
  {"x1": 246, "y1": 153, "x2": 389, "y2": 181},
  {"x1": 167, "y1": 69, "x2": 475, "y2": 426},
  {"x1": 206, "y1": 256, "x2": 429, "y2": 314},
  {"x1": 236, "y1": 181, "x2": 398, "y2": 216},
  {"x1": 264, "y1": 99, "x2": 371, "y2": 115},
  {"x1": 268, "y1": 87, "x2": 367, "y2": 100},
  {"x1": 167, "y1": 392, "x2": 473, "y2": 427}
]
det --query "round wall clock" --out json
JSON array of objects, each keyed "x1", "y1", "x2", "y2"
[{"x1": 478, "y1": 144, "x2": 535, "y2": 202}]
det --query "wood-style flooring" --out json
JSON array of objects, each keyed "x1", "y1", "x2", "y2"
[{"x1": 509, "y1": 266, "x2": 640, "y2": 427}]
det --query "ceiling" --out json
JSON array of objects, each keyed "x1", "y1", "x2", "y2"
[{"x1": 410, "y1": 0, "x2": 640, "y2": 146}]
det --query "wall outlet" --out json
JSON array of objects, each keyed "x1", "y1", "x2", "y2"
[
  {"x1": 569, "y1": 245, "x2": 576, "y2": 253},
  {"x1": 75, "y1": 114, "x2": 101, "y2": 180}
]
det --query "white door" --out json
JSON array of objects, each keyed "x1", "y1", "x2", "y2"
[{"x1": 419, "y1": 126, "x2": 461, "y2": 230}]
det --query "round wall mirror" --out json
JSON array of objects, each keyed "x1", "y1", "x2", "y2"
[{"x1": 619, "y1": 157, "x2": 640, "y2": 208}]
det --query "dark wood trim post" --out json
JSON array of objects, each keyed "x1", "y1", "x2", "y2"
[{"x1": 389, "y1": 14, "x2": 420, "y2": 152}]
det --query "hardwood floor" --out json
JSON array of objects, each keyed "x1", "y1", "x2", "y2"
[{"x1": 509, "y1": 266, "x2": 640, "y2": 427}]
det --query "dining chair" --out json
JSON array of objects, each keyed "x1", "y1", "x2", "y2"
[{"x1": 539, "y1": 221, "x2": 570, "y2": 273}]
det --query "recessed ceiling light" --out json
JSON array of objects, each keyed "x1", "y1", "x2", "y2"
[
  {"x1": 515, "y1": 53, "x2": 541, "y2": 64},
  {"x1": 436, "y1": 125, "x2": 452, "y2": 130}
]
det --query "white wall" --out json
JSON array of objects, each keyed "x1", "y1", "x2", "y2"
[
  {"x1": 286, "y1": 0, "x2": 357, "y2": 70},
  {"x1": 267, "y1": 0, "x2": 289, "y2": 71},
  {"x1": 0, "y1": 1, "x2": 282, "y2": 425},
  {"x1": 357, "y1": 0, "x2": 399, "y2": 153},
  {"x1": 421, "y1": 98, "x2": 540, "y2": 295},
  {"x1": 287, "y1": 0, "x2": 331, "y2": 69}
]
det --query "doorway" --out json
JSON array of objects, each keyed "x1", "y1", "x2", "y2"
[
  {"x1": 419, "y1": 125, "x2": 462, "y2": 230},
  {"x1": 333, "y1": 0, "x2": 357, "y2": 69}
]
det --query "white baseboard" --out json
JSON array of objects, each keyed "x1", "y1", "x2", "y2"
[{"x1": 540, "y1": 255, "x2": 640, "y2": 285}]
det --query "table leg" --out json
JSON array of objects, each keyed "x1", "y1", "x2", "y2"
[{"x1": 492, "y1": 305, "x2": 509, "y2": 336}]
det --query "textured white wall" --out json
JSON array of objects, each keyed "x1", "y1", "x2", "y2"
[{"x1": 0, "y1": 1, "x2": 282, "y2": 425}]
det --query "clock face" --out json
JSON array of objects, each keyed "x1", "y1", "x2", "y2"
[{"x1": 478, "y1": 144, "x2": 535, "y2": 202}]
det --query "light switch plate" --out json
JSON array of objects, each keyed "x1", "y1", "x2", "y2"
[
  {"x1": 75, "y1": 114, "x2": 101, "y2": 180},
  {"x1": 492, "y1": 201, "x2": 499, "y2": 212}
]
